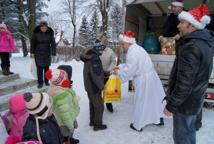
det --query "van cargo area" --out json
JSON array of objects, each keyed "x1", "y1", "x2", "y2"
[{"x1": 125, "y1": 0, "x2": 214, "y2": 102}]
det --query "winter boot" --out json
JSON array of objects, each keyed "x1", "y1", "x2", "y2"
[
  {"x1": 6, "y1": 67, "x2": 14, "y2": 75},
  {"x1": 93, "y1": 124, "x2": 107, "y2": 131},
  {"x1": 130, "y1": 123, "x2": 143, "y2": 132},
  {"x1": 37, "y1": 84, "x2": 43, "y2": 89},
  {"x1": 2, "y1": 68, "x2": 10, "y2": 76},
  {"x1": 106, "y1": 103, "x2": 113, "y2": 112},
  {"x1": 70, "y1": 137, "x2": 80, "y2": 144},
  {"x1": 154, "y1": 118, "x2": 164, "y2": 126}
]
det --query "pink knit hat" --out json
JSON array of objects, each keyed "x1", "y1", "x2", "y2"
[
  {"x1": 9, "y1": 94, "x2": 26, "y2": 115},
  {"x1": 0, "y1": 22, "x2": 7, "y2": 30}
]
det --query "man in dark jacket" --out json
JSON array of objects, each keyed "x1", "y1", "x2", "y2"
[
  {"x1": 30, "y1": 21, "x2": 56, "y2": 88},
  {"x1": 161, "y1": 0, "x2": 183, "y2": 38},
  {"x1": 80, "y1": 39, "x2": 107, "y2": 131},
  {"x1": 164, "y1": 3, "x2": 214, "y2": 144}
]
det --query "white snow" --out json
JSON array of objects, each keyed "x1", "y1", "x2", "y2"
[{"x1": 6, "y1": 53, "x2": 214, "y2": 144}]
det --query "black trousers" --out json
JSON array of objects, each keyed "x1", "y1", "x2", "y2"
[
  {"x1": 36, "y1": 65, "x2": 49, "y2": 85},
  {"x1": 0, "y1": 52, "x2": 10, "y2": 70},
  {"x1": 88, "y1": 91, "x2": 104, "y2": 125}
]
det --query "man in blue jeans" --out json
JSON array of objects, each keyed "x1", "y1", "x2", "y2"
[{"x1": 164, "y1": 3, "x2": 214, "y2": 144}]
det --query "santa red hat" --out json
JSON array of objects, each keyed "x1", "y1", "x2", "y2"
[
  {"x1": 178, "y1": 3, "x2": 211, "y2": 29},
  {"x1": 45, "y1": 69, "x2": 70, "y2": 88},
  {"x1": 119, "y1": 30, "x2": 136, "y2": 43}
]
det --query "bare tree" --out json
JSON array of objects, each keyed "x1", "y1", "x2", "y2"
[
  {"x1": 96, "y1": 0, "x2": 112, "y2": 34},
  {"x1": 27, "y1": 0, "x2": 36, "y2": 37},
  {"x1": 46, "y1": 11, "x2": 67, "y2": 44},
  {"x1": 61, "y1": 0, "x2": 77, "y2": 47},
  {"x1": 17, "y1": 0, "x2": 29, "y2": 56}
]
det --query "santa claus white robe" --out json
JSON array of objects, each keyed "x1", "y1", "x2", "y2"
[{"x1": 118, "y1": 43, "x2": 165, "y2": 130}]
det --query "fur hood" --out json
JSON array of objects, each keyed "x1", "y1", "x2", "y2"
[{"x1": 33, "y1": 26, "x2": 54, "y2": 35}]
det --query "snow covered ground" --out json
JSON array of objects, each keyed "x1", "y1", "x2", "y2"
[{"x1": 8, "y1": 53, "x2": 214, "y2": 144}]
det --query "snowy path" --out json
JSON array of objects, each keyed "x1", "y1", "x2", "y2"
[{"x1": 8, "y1": 54, "x2": 214, "y2": 144}]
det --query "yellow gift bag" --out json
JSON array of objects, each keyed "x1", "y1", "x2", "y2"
[{"x1": 103, "y1": 74, "x2": 121, "y2": 102}]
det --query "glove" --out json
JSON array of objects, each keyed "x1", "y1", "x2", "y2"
[{"x1": 104, "y1": 71, "x2": 110, "y2": 77}]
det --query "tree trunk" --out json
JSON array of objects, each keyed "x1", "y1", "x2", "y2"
[
  {"x1": 20, "y1": 36, "x2": 28, "y2": 57},
  {"x1": 17, "y1": 0, "x2": 29, "y2": 56},
  {"x1": 27, "y1": 0, "x2": 36, "y2": 37},
  {"x1": 101, "y1": 11, "x2": 108, "y2": 34},
  {"x1": 97, "y1": 0, "x2": 109, "y2": 34},
  {"x1": 72, "y1": 0, "x2": 76, "y2": 47}
]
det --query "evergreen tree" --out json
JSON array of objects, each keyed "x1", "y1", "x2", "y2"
[
  {"x1": 78, "y1": 16, "x2": 91, "y2": 46},
  {"x1": 0, "y1": 0, "x2": 19, "y2": 33},
  {"x1": 110, "y1": 4, "x2": 123, "y2": 41},
  {"x1": 0, "y1": 0, "x2": 50, "y2": 56},
  {"x1": 89, "y1": 11, "x2": 99, "y2": 43}
]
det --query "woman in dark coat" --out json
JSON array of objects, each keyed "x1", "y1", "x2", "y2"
[{"x1": 30, "y1": 21, "x2": 56, "y2": 88}]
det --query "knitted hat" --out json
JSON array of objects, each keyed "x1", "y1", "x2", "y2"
[
  {"x1": 119, "y1": 30, "x2": 136, "y2": 43},
  {"x1": 178, "y1": 3, "x2": 211, "y2": 29},
  {"x1": 9, "y1": 94, "x2": 26, "y2": 115},
  {"x1": 0, "y1": 22, "x2": 7, "y2": 30},
  {"x1": 57, "y1": 65, "x2": 72, "y2": 81},
  {"x1": 171, "y1": 0, "x2": 183, "y2": 7},
  {"x1": 23, "y1": 92, "x2": 52, "y2": 143},
  {"x1": 23, "y1": 92, "x2": 52, "y2": 119},
  {"x1": 45, "y1": 69, "x2": 70, "y2": 88},
  {"x1": 93, "y1": 39, "x2": 106, "y2": 51}
]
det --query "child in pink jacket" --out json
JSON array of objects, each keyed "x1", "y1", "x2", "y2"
[
  {"x1": 0, "y1": 22, "x2": 16, "y2": 75},
  {"x1": 1, "y1": 93, "x2": 29, "y2": 143}
]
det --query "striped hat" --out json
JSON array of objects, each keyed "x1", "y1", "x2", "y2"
[
  {"x1": 45, "y1": 69, "x2": 71, "y2": 88},
  {"x1": 23, "y1": 92, "x2": 52, "y2": 119}
]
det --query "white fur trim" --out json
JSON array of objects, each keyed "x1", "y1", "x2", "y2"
[
  {"x1": 172, "y1": 2, "x2": 183, "y2": 7},
  {"x1": 201, "y1": 15, "x2": 211, "y2": 25},
  {"x1": 122, "y1": 35, "x2": 136, "y2": 43},
  {"x1": 178, "y1": 11, "x2": 205, "y2": 29}
]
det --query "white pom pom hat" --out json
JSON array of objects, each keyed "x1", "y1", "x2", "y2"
[{"x1": 178, "y1": 3, "x2": 211, "y2": 29}]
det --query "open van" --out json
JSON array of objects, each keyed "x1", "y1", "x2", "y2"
[{"x1": 125, "y1": 0, "x2": 214, "y2": 102}]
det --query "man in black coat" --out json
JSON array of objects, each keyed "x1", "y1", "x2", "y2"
[
  {"x1": 161, "y1": 0, "x2": 183, "y2": 38},
  {"x1": 30, "y1": 21, "x2": 56, "y2": 88},
  {"x1": 164, "y1": 3, "x2": 214, "y2": 144}
]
